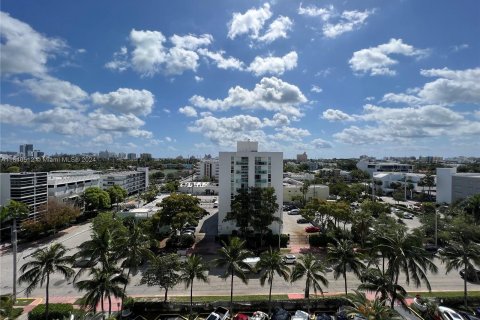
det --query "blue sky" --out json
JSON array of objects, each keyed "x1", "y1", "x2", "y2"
[{"x1": 1, "y1": 0, "x2": 479, "y2": 158}]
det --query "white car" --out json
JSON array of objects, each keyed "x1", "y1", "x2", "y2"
[
  {"x1": 283, "y1": 254, "x2": 296, "y2": 264},
  {"x1": 437, "y1": 306, "x2": 463, "y2": 320},
  {"x1": 403, "y1": 212, "x2": 414, "y2": 219},
  {"x1": 288, "y1": 209, "x2": 300, "y2": 215}
]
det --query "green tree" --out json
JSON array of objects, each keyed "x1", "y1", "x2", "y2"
[
  {"x1": 91, "y1": 211, "x2": 128, "y2": 238},
  {"x1": 179, "y1": 255, "x2": 209, "y2": 315},
  {"x1": 141, "y1": 185, "x2": 159, "y2": 203},
  {"x1": 83, "y1": 187, "x2": 110, "y2": 212},
  {"x1": 107, "y1": 185, "x2": 127, "y2": 211},
  {"x1": 257, "y1": 248, "x2": 290, "y2": 315},
  {"x1": 461, "y1": 194, "x2": 480, "y2": 224},
  {"x1": 214, "y1": 237, "x2": 252, "y2": 313},
  {"x1": 327, "y1": 239, "x2": 365, "y2": 295},
  {"x1": 421, "y1": 172, "x2": 435, "y2": 200},
  {"x1": 378, "y1": 230, "x2": 438, "y2": 308},
  {"x1": 358, "y1": 268, "x2": 407, "y2": 306},
  {"x1": 351, "y1": 210, "x2": 373, "y2": 248},
  {"x1": 140, "y1": 254, "x2": 181, "y2": 302},
  {"x1": 75, "y1": 264, "x2": 128, "y2": 315},
  {"x1": 18, "y1": 243, "x2": 74, "y2": 320},
  {"x1": 345, "y1": 290, "x2": 403, "y2": 320},
  {"x1": 224, "y1": 188, "x2": 252, "y2": 236},
  {"x1": 299, "y1": 181, "x2": 311, "y2": 207},
  {"x1": 290, "y1": 253, "x2": 329, "y2": 312},
  {"x1": 6, "y1": 166, "x2": 20, "y2": 173},
  {"x1": 251, "y1": 187, "x2": 281, "y2": 245},
  {"x1": 440, "y1": 240, "x2": 480, "y2": 307},
  {"x1": 157, "y1": 193, "x2": 206, "y2": 231},
  {"x1": 118, "y1": 224, "x2": 153, "y2": 308},
  {"x1": 361, "y1": 200, "x2": 389, "y2": 218},
  {"x1": 39, "y1": 199, "x2": 80, "y2": 234}
]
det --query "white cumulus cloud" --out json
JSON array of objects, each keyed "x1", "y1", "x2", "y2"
[
  {"x1": 247, "y1": 51, "x2": 298, "y2": 76},
  {"x1": 91, "y1": 88, "x2": 155, "y2": 116},
  {"x1": 227, "y1": 3, "x2": 272, "y2": 40},
  {"x1": 189, "y1": 76, "x2": 307, "y2": 117},
  {"x1": 179, "y1": 106, "x2": 198, "y2": 117},
  {"x1": 197, "y1": 49, "x2": 244, "y2": 70},
  {"x1": 349, "y1": 38, "x2": 428, "y2": 76},
  {"x1": 0, "y1": 104, "x2": 36, "y2": 124},
  {"x1": 322, "y1": 109, "x2": 355, "y2": 121},
  {"x1": 258, "y1": 16, "x2": 293, "y2": 43}
]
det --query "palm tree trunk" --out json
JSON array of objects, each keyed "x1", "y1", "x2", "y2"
[
  {"x1": 101, "y1": 295, "x2": 105, "y2": 314},
  {"x1": 164, "y1": 288, "x2": 168, "y2": 302},
  {"x1": 390, "y1": 272, "x2": 400, "y2": 309},
  {"x1": 230, "y1": 272, "x2": 234, "y2": 314},
  {"x1": 268, "y1": 277, "x2": 273, "y2": 315},
  {"x1": 190, "y1": 282, "x2": 193, "y2": 315},
  {"x1": 464, "y1": 273, "x2": 468, "y2": 308},
  {"x1": 121, "y1": 268, "x2": 131, "y2": 310},
  {"x1": 343, "y1": 271, "x2": 347, "y2": 295},
  {"x1": 45, "y1": 274, "x2": 50, "y2": 320},
  {"x1": 305, "y1": 283, "x2": 310, "y2": 313},
  {"x1": 108, "y1": 295, "x2": 112, "y2": 316}
]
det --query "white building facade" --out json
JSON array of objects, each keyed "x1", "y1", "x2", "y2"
[
  {"x1": 437, "y1": 167, "x2": 480, "y2": 204},
  {"x1": 48, "y1": 170, "x2": 101, "y2": 204},
  {"x1": 218, "y1": 141, "x2": 283, "y2": 235},
  {"x1": 101, "y1": 167, "x2": 149, "y2": 195},
  {"x1": 0, "y1": 172, "x2": 48, "y2": 219},
  {"x1": 357, "y1": 159, "x2": 413, "y2": 177},
  {"x1": 283, "y1": 184, "x2": 329, "y2": 202}
]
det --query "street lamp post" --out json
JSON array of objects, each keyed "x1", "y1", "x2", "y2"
[{"x1": 435, "y1": 209, "x2": 438, "y2": 247}]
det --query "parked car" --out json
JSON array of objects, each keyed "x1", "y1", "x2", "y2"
[
  {"x1": 296, "y1": 218, "x2": 309, "y2": 224},
  {"x1": 242, "y1": 257, "x2": 261, "y2": 273},
  {"x1": 438, "y1": 306, "x2": 464, "y2": 320},
  {"x1": 460, "y1": 268, "x2": 480, "y2": 282},
  {"x1": 291, "y1": 310, "x2": 310, "y2": 320},
  {"x1": 458, "y1": 311, "x2": 480, "y2": 320},
  {"x1": 403, "y1": 212, "x2": 414, "y2": 219},
  {"x1": 305, "y1": 226, "x2": 321, "y2": 233},
  {"x1": 206, "y1": 307, "x2": 230, "y2": 320},
  {"x1": 288, "y1": 209, "x2": 300, "y2": 215},
  {"x1": 282, "y1": 254, "x2": 296, "y2": 265}
]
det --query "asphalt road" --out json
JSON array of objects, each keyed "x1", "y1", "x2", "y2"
[{"x1": 0, "y1": 198, "x2": 477, "y2": 300}]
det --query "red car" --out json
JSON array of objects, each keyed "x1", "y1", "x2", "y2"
[{"x1": 305, "y1": 226, "x2": 321, "y2": 233}]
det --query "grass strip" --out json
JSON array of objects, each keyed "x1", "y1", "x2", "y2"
[{"x1": 14, "y1": 298, "x2": 35, "y2": 306}]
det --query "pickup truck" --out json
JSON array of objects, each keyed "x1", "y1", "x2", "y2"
[{"x1": 206, "y1": 307, "x2": 230, "y2": 320}]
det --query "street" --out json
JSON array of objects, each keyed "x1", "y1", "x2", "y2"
[{"x1": 0, "y1": 199, "x2": 477, "y2": 300}]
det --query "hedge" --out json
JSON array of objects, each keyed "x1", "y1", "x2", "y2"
[
  {"x1": 438, "y1": 296, "x2": 480, "y2": 308},
  {"x1": 28, "y1": 303, "x2": 74, "y2": 320}
]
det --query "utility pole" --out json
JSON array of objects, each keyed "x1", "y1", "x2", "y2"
[
  {"x1": 404, "y1": 174, "x2": 407, "y2": 201},
  {"x1": 12, "y1": 218, "x2": 18, "y2": 302},
  {"x1": 435, "y1": 209, "x2": 438, "y2": 247}
]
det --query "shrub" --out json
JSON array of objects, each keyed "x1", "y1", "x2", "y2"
[
  {"x1": 28, "y1": 304, "x2": 74, "y2": 320},
  {"x1": 0, "y1": 294, "x2": 14, "y2": 317},
  {"x1": 309, "y1": 233, "x2": 332, "y2": 247},
  {"x1": 177, "y1": 234, "x2": 195, "y2": 248}
]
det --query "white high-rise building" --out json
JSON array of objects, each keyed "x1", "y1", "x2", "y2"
[
  {"x1": 199, "y1": 159, "x2": 219, "y2": 181},
  {"x1": 218, "y1": 141, "x2": 283, "y2": 235}
]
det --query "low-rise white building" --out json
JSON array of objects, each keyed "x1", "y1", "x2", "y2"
[
  {"x1": 178, "y1": 181, "x2": 219, "y2": 195},
  {"x1": 357, "y1": 159, "x2": 413, "y2": 177},
  {"x1": 48, "y1": 170, "x2": 101, "y2": 204},
  {"x1": 437, "y1": 167, "x2": 480, "y2": 204},
  {"x1": 283, "y1": 184, "x2": 329, "y2": 202},
  {"x1": 101, "y1": 167, "x2": 149, "y2": 195},
  {"x1": 373, "y1": 172, "x2": 424, "y2": 194}
]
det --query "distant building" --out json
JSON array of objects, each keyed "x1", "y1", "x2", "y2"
[
  {"x1": 127, "y1": 153, "x2": 137, "y2": 160},
  {"x1": 140, "y1": 153, "x2": 152, "y2": 160},
  {"x1": 373, "y1": 172, "x2": 425, "y2": 194},
  {"x1": 101, "y1": 167, "x2": 149, "y2": 195},
  {"x1": 436, "y1": 167, "x2": 480, "y2": 204},
  {"x1": 357, "y1": 159, "x2": 413, "y2": 177},
  {"x1": 178, "y1": 181, "x2": 219, "y2": 195},
  {"x1": 419, "y1": 156, "x2": 443, "y2": 163},
  {"x1": 199, "y1": 158, "x2": 219, "y2": 181},
  {"x1": 0, "y1": 172, "x2": 48, "y2": 219},
  {"x1": 297, "y1": 152, "x2": 308, "y2": 163},
  {"x1": 118, "y1": 152, "x2": 127, "y2": 159},
  {"x1": 218, "y1": 141, "x2": 283, "y2": 235}
]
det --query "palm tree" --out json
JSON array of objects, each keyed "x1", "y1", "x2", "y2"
[
  {"x1": 140, "y1": 253, "x2": 181, "y2": 302},
  {"x1": 345, "y1": 290, "x2": 403, "y2": 320},
  {"x1": 290, "y1": 253, "x2": 329, "y2": 312},
  {"x1": 18, "y1": 243, "x2": 74, "y2": 320},
  {"x1": 179, "y1": 255, "x2": 209, "y2": 315},
  {"x1": 2, "y1": 200, "x2": 29, "y2": 302},
  {"x1": 75, "y1": 262, "x2": 128, "y2": 315},
  {"x1": 327, "y1": 239, "x2": 365, "y2": 295},
  {"x1": 440, "y1": 240, "x2": 480, "y2": 307},
  {"x1": 74, "y1": 229, "x2": 119, "y2": 280},
  {"x1": 118, "y1": 224, "x2": 153, "y2": 309},
  {"x1": 358, "y1": 268, "x2": 407, "y2": 306},
  {"x1": 257, "y1": 248, "x2": 290, "y2": 315},
  {"x1": 213, "y1": 237, "x2": 252, "y2": 313},
  {"x1": 378, "y1": 230, "x2": 438, "y2": 308}
]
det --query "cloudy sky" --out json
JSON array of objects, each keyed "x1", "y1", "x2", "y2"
[{"x1": 1, "y1": 0, "x2": 479, "y2": 158}]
